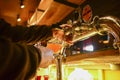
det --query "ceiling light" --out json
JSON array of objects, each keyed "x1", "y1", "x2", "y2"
[
  {"x1": 17, "y1": 15, "x2": 21, "y2": 22},
  {"x1": 20, "y1": 3, "x2": 25, "y2": 8},
  {"x1": 17, "y1": 18, "x2": 21, "y2": 22},
  {"x1": 20, "y1": 0, "x2": 25, "y2": 8}
]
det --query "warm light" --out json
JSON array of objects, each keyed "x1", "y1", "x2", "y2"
[
  {"x1": 17, "y1": 14, "x2": 21, "y2": 22},
  {"x1": 47, "y1": 43, "x2": 62, "y2": 53},
  {"x1": 68, "y1": 68, "x2": 93, "y2": 80},
  {"x1": 20, "y1": 4, "x2": 25, "y2": 8},
  {"x1": 103, "y1": 40, "x2": 109, "y2": 44},
  {"x1": 83, "y1": 44, "x2": 94, "y2": 51},
  {"x1": 17, "y1": 18, "x2": 21, "y2": 22},
  {"x1": 20, "y1": 0, "x2": 25, "y2": 8}
]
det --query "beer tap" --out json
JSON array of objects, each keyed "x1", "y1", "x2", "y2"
[
  {"x1": 54, "y1": 41, "x2": 68, "y2": 80},
  {"x1": 54, "y1": 15, "x2": 120, "y2": 80}
]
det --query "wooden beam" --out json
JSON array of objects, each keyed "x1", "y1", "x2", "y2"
[
  {"x1": 54, "y1": 0, "x2": 78, "y2": 8},
  {"x1": 38, "y1": 1, "x2": 75, "y2": 25},
  {"x1": 65, "y1": 49, "x2": 119, "y2": 63}
]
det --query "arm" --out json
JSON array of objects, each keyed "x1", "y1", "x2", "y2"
[
  {"x1": 0, "y1": 19, "x2": 61, "y2": 44},
  {"x1": 0, "y1": 37, "x2": 40, "y2": 80}
]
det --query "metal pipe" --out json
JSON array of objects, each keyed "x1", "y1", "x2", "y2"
[
  {"x1": 73, "y1": 16, "x2": 120, "y2": 44},
  {"x1": 57, "y1": 59, "x2": 62, "y2": 80},
  {"x1": 55, "y1": 55, "x2": 62, "y2": 80},
  {"x1": 99, "y1": 16, "x2": 120, "y2": 42},
  {"x1": 73, "y1": 28, "x2": 98, "y2": 42},
  {"x1": 55, "y1": 16, "x2": 120, "y2": 80},
  {"x1": 99, "y1": 16, "x2": 120, "y2": 51}
]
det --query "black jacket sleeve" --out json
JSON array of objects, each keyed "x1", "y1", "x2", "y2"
[
  {"x1": 0, "y1": 19, "x2": 61, "y2": 80},
  {"x1": 0, "y1": 19, "x2": 61, "y2": 44},
  {"x1": 0, "y1": 19, "x2": 61, "y2": 79},
  {"x1": 0, "y1": 37, "x2": 41, "y2": 80}
]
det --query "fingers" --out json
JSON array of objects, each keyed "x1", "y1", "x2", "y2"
[
  {"x1": 52, "y1": 24, "x2": 74, "y2": 45},
  {"x1": 35, "y1": 45, "x2": 54, "y2": 68},
  {"x1": 60, "y1": 24, "x2": 72, "y2": 29},
  {"x1": 41, "y1": 56, "x2": 55, "y2": 68}
]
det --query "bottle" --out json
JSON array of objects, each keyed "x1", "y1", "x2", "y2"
[
  {"x1": 44, "y1": 75, "x2": 49, "y2": 80},
  {"x1": 36, "y1": 76, "x2": 41, "y2": 80}
]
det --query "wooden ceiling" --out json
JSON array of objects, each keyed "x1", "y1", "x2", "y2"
[
  {"x1": 28, "y1": 0, "x2": 85, "y2": 25},
  {"x1": 1, "y1": 0, "x2": 120, "y2": 26},
  {"x1": 0, "y1": 0, "x2": 40, "y2": 26},
  {"x1": 0, "y1": 0, "x2": 85, "y2": 26}
]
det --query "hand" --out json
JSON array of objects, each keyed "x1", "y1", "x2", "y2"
[
  {"x1": 35, "y1": 45, "x2": 54, "y2": 68},
  {"x1": 60, "y1": 24, "x2": 72, "y2": 28},
  {"x1": 52, "y1": 24, "x2": 73, "y2": 44}
]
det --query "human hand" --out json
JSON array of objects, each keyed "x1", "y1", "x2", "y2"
[
  {"x1": 52, "y1": 24, "x2": 73, "y2": 45},
  {"x1": 35, "y1": 45, "x2": 54, "y2": 68}
]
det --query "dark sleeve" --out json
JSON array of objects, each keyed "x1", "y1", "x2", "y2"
[
  {"x1": 0, "y1": 19, "x2": 61, "y2": 44},
  {"x1": 0, "y1": 37, "x2": 41, "y2": 80}
]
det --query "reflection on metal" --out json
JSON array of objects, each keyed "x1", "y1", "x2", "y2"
[
  {"x1": 99, "y1": 16, "x2": 120, "y2": 54},
  {"x1": 54, "y1": 54, "x2": 63, "y2": 80},
  {"x1": 110, "y1": 64, "x2": 120, "y2": 70},
  {"x1": 72, "y1": 16, "x2": 120, "y2": 43},
  {"x1": 55, "y1": 16, "x2": 120, "y2": 80},
  {"x1": 99, "y1": 16, "x2": 120, "y2": 43},
  {"x1": 114, "y1": 41, "x2": 120, "y2": 55},
  {"x1": 54, "y1": 41, "x2": 67, "y2": 80}
]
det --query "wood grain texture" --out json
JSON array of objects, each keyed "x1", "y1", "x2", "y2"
[{"x1": 65, "y1": 49, "x2": 119, "y2": 64}]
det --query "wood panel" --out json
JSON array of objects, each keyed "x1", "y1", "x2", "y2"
[
  {"x1": 65, "y1": 49, "x2": 119, "y2": 64},
  {"x1": 29, "y1": 0, "x2": 87, "y2": 25},
  {"x1": 28, "y1": 11, "x2": 43, "y2": 25},
  {"x1": 29, "y1": 0, "x2": 86, "y2": 25},
  {"x1": 28, "y1": 0, "x2": 53, "y2": 25},
  {"x1": 68, "y1": 0, "x2": 86, "y2": 5},
  {"x1": 38, "y1": 1, "x2": 75, "y2": 25},
  {"x1": 38, "y1": 0, "x2": 53, "y2": 10}
]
